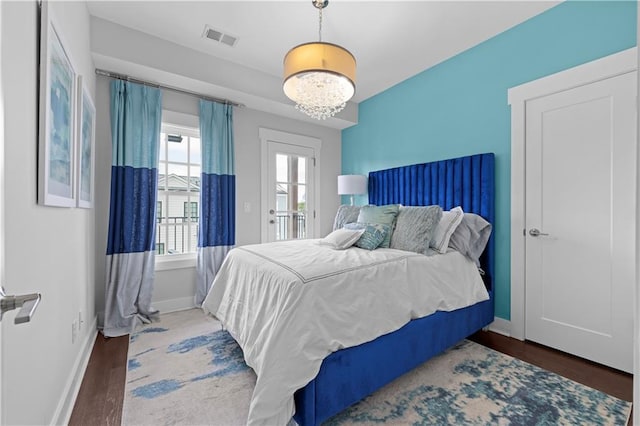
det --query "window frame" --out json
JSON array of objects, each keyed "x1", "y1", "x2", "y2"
[
  {"x1": 155, "y1": 119, "x2": 201, "y2": 271},
  {"x1": 184, "y1": 201, "x2": 198, "y2": 222}
]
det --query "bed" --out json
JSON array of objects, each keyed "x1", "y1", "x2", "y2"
[{"x1": 203, "y1": 153, "x2": 495, "y2": 425}]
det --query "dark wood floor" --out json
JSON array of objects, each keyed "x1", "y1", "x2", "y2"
[
  {"x1": 69, "y1": 330, "x2": 633, "y2": 426},
  {"x1": 69, "y1": 334, "x2": 129, "y2": 426}
]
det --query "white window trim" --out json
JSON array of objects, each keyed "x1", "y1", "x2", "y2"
[
  {"x1": 155, "y1": 253, "x2": 197, "y2": 271},
  {"x1": 155, "y1": 112, "x2": 201, "y2": 271},
  {"x1": 259, "y1": 128, "x2": 321, "y2": 243}
]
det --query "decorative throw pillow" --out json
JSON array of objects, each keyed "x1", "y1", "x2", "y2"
[
  {"x1": 356, "y1": 204, "x2": 400, "y2": 248},
  {"x1": 390, "y1": 205, "x2": 443, "y2": 254},
  {"x1": 344, "y1": 222, "x2": 390, "y2": 250},
  {"x1": 318, "y1": 228, "x2": 365, "y2": 250},
  {"x1": 448, "y1": 213, "x2": 492, "y2": 266},
  {"x1": 332, "y1": 205, "x2": 361, "y2": 231},
  {"x1": 430, "y1": 206, "x2": 464, "y2": 254}
]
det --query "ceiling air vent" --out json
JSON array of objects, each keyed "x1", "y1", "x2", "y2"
[{"x1": 203, "y1": 26, "x2": 238, "y2": 47}]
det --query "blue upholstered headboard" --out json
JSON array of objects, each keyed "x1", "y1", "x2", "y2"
[{"x1": 368, "y1": 153, "x2": 495, "y2": 282}]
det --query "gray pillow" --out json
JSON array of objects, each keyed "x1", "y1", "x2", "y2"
[
  {"x1": 333, "y1": 205, "x2": 361, "y2": 231},
  {"x1": 448, "y1": 213, "x2": 492, "y2": 266},
  {"x1": 390, "y1": 206, "x2": 443, "y2": 254}
]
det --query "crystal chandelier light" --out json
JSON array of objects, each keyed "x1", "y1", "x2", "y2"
[{"x1": 283, "y1": 0, "x2": 356, "y2": 120}]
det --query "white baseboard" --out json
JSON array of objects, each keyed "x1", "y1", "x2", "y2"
[
  {"x1": 153, "y1": 296, "x2": 196, "y2": 314},
  {"x1": 51, "y1": 316, "x2": 98, "y2": 426},
  {"x1": 488, "y1": 317, "x2": 511, "y2": 337}
]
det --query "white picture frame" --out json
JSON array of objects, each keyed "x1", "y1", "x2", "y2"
[
  {"x1": 76, "y1": 76, "x2": 95, "y2": 209},
  {"x1": 38, "y1": 2, "x2": 77, "y2": 207}
]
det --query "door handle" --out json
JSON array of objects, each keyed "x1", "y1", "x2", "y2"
[
  {"x1": 529, "y1": 228, "x2": 549, "y2": 237},
  {"x1": 269, "y1": 220, "x2": 275, "y2": 224},
  {"x1": 0, "y1": 287, "x2": 41, "y2": 324}
]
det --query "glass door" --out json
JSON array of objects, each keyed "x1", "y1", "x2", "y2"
[{"x1": 266, "y1": 141, "x2": 314, "y2": 242}]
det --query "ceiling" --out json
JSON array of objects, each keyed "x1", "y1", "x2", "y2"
[{"x1": 87, "y1": 1, "x2": 561, "y2": 128}]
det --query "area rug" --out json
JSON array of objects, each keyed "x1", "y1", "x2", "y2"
[{"x1": 122, "y1": 309, "x2": 631, "y2": 425}]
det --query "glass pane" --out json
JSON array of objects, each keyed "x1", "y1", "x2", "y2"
[
  {"x1": 297, "y1": 185, "x2": 306, "y2": 212},
  {"x1": 276, "y1": 154, "x2": 288, "y2": 183},
  {"x1": 167, "y1": 164, "x2": 189, "y2": 191},
  {"x1": 298, "y1": 157, "x2": 307, "y2": 184},
  {"x1": 159, "y1": 132, "x2": 166, "y2": 161},
  {"x1": 276, "y1": 183, "x2": 288, "y2": 213},
  {"x1": 156, "y1": 224, "x2": 166, "y2": 254},
  {"x1": 291, "y1": 210, "x2": 306, "y2": 239},
  {"x1": 158, "y1": 161, "x2": 167, "y2": 190},
  {"x1": 190, "y1": 165, "x2": 201, "y2": 192},
  {"x1": 167, "y1": 163, "x2": 188, "y2": 176},
  {"x1": 190, "y1": 137, "x2": 201, "y2": 165},
  {"x1": 156, "y1": 200, "x2": 162, "y2": 225},
  {"x1": 167, "y1": 134, "x2": 188, "y2": 162},
  {"x1": 164, "y1": 193, "x2": 190, "y2": 254}
]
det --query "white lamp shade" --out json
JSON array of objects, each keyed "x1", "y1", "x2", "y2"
[{"x1": 337, "y1": 175, "x2": 367, "y2": 195}]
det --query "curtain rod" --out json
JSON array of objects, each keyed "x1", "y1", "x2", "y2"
[{"x1": 95, "y1": 69, "x2": 245, "y2": 108}]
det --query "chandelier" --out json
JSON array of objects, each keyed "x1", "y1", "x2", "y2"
[{"x1": 283, "y1": 0, "x2": 356, "y2": 120}]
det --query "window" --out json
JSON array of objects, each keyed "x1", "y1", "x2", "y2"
[
  {"x1": 156, "y1": 201, "x2": 163, "y2": 223},
  {"x1": 184, "y1": 201, "x2": 198, "y2": 222},
  {"x1": 156, "y1": 123, "x2": 201, "y2": 256}
]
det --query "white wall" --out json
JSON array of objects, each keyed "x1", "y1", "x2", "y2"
[
  {"x1": 94, "y1": 79, "x2": 342, "y2": 315},
  {"x1": 1, "y1": 1, "x2": 96, "y2": 424}
]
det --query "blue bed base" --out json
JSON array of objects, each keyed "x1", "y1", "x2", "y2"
[{"x1": 293, "y1": 153, "x2": 495, "y2": 426}]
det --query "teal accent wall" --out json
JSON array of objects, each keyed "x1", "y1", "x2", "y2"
[{"x1": 341, "y1": 1, "x2": 637, "y2": 320}]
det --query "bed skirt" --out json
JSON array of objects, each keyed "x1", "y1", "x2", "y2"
[{"x1": 293, "y1": 293, "x2": 494, "y2": 425}]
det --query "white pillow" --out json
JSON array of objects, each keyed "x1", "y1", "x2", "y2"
[
  {"x1": 430, "y1": 206, "x2": 464, "y2": 254},
  {"x1": 318, "y1": 228, "x2": 365, "y2": 250}
]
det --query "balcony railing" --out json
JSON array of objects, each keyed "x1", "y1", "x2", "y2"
[
  {"x1": 156, "y1": 216, "x2": 199, "y2": 255},
  {"x1": 276, "y1": 213, "x2": 306, "y2": 240},
  {"x1": 156, "y1": 213, "x2": 306, "y2": 253}
]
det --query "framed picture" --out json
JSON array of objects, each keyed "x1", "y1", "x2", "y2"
[
  {"x1": 76, "y1": 76, "x2": 95, "y2": 209},
  {"x1": 38, "y1": 2, "x2": 77, "y2": 207}
]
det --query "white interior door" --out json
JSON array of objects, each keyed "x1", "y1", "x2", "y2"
[
  {"x1": 525, "y1": 71, "x2": 636, "y2": 373},
  {"x1": 265, "y1": 141, "x2": 315, "y2": 242}
]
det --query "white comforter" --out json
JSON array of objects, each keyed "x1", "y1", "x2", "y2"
[{"x1": 201, "y1": 239, "x2": 489, "y2": 426}]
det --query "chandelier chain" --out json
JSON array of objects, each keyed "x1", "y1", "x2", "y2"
[{"x1": 318, "y1": 6, "x2": 323, "y2": 42}]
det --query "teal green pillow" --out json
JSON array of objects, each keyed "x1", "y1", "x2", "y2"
[
  {"x1": 344, "y1": 222, "x2": 390, "y2": 250},
  {"x1": 356, "y1": 204, "x2": 400, "y2": 248}
]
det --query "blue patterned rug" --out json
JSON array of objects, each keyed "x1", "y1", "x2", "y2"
[{"x1": 122, "y1": 309, "x2": 631, "y2": 425}]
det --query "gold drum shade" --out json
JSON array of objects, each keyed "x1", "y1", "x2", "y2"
[{"x1": 283, "y1": 42, "x2": 356, "y2": 119}]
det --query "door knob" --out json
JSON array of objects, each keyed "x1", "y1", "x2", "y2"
[
  {"x1": 0, "y1": 287, "x2": 41, "y2": 324},
  {"x1": 269, "y1": 220, "x2": 275, "y2": 224},
  {"x1": 529, "y1": 228, "x2": 549, "y2": 237}
]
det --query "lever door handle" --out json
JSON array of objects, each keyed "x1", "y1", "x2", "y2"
[
  {"x1": 0, "y1": 287, "x2": 41, "y2": 324},
  {"x1": 529, "y1": 228, "x2": 549, "y2": 237}
]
